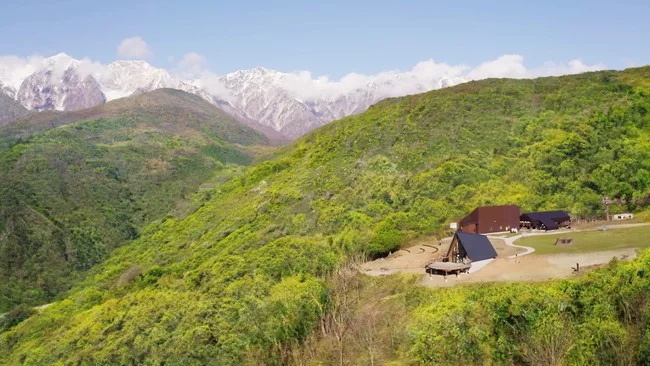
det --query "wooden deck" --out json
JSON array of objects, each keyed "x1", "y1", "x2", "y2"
[{"x1": 425, "y1": 261, "x2": 471, "y2": 277}]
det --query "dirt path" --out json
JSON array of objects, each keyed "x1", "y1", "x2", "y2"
[{"x1": 488, "y1": 234, "x2": 535, "y2": 258}]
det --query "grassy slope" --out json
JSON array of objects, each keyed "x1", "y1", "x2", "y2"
[
  {"x1": 1, "y1": 68, "x2": 650, "y2": 364},
  {"x1": 0, "y1": 89, "x2": 270, "y2": 312},
  {"x1": 517, "y1": 224, "x2": 650, "y2": 254}
]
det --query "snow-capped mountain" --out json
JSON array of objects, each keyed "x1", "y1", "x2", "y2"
[
  {"x1": 217, "y1": 68, "x2": 327, "y2": 138},
  {"x1": 0, "y1": 89, "x2": 27, "y2": 126},
  {"x1": 0, "y1": 82, "x2": 16, "y2": 99},
  {"x1": 16, "y1": 53, "x2": 106, "y2": 111},
  {"x1": 0, "y1": 53, "x2": 466, "y2": 138},
  {"x1": 102, "y1": 60, "x2": 215, "y2": 104}
]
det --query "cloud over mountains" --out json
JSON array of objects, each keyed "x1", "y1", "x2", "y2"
[
  {"x1": 1, "y1": 43, "x2": 606, "y2": 105},
  {"x1": 0, "y1": 37, "x2": 608, "y2": 138},
  {"x1": 117, "y1": 36, "x2": 152, "y2": 60}
]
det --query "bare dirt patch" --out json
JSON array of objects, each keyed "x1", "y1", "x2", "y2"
[
  {"x1": 359, "y1": 234, "x2": 639, "y2": 288},
  {"x1": 360, "y1": 236, "x2": 524, "y2": 277},
  {"x1": 360, "y1": 242, "x2": 445, "y2": 276},
  {"x1": 417, "y1": 248, "x2": 637, "y2": 287}
]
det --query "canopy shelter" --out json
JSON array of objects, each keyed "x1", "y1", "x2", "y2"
[
  {"x1": 425, "y1": 261, "x2": 471, "y2": 277},
  {"x1": 520, "y1": 211, "x2": 571, "y2": 230}
]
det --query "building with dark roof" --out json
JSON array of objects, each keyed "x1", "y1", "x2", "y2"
[
  {"x1": 520, "y1": 211, "x2": 571, "y2": 230},
  {"x1": 445, "y1": 231, "x2": 498, "y2": 263},
  {"x1": 459, "y1": 204, "x2": 521, "y2": 234}
]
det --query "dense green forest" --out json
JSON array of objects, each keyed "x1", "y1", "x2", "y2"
[
  {"x1": 0, "y1": 89, "x2": 269, "y2": 312},
  {"x1": 1, "y1": 67, "x2": 650, "y2": 364}
]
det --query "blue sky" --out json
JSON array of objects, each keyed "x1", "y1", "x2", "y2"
[{"x1": 1, "y1": 0, "x2": 648, "y2": 77}]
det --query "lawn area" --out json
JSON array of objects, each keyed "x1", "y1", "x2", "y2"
[{"x1": 516, "y1": 225, "x2": 650, "y2": 255}]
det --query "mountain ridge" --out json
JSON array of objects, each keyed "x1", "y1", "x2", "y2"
[
  {"x1": 0, "y1": 53, "x2": 474, "y2": 138},
  {"x1": 0, "y1": 92, "x2": 27, "y2": 126}
]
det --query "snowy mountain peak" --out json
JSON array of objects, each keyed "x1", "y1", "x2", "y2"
[
  {"x1": 43, "y1": 53, "x2": 79, "y2": 74},
  {"x1": 1, "y1": 53, "x2": 468, "y2": 139},
  {"x1": 46, "y1": 52, "x2": 75, "y2": 64},
  {"x1": 17, "y1": 63, "x2": 105, "y2": 112},
  {"x1": 225, "y1": 67, "x2": 283, "y2": 82},
  {"x1": 109, "y1": 59, "x2": 151, "y2": 68}
]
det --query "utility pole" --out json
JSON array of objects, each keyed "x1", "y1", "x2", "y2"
[{"x1": 602, "y1": 196, "x2": 612, "y2": 222}]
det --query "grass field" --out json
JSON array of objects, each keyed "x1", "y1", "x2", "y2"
[{"x1": 516, "y1": 225, "x2": 650, "y2": 255}]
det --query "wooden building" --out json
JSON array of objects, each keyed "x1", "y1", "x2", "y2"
[
  {"x1": 459, "y1": 204, "x2": 521, "y2": 234},
  {"x1": 445, "y1": 231, "x2": 498, "y2": 264},
  {"x1": 613, "y1": 213, "x2": 634, "y2": 220},
  {"x1": 426, "y1": 232, "x2": 498, "y2": 277},
  {"x1": 519, "y1": 211, "x2": 571, "y2": 230}
]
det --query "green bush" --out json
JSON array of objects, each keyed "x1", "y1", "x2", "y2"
[{"x1": 1, "y1": 304, "x2": 35, "y2": 331}]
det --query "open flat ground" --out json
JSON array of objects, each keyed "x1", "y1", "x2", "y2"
[
  {"x1": 514, "y1": 223, "x2": 650, "y2": 255},
  {"x1": 360, "y1": 222, "x2": 649, "y2": 287},
  {"x1": 360, "y1": 236, "x2": 525, "y2": 277}
]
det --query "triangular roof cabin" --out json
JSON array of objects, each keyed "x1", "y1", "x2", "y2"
[{"x1": 445, "y1": 231, "x2": 497, "y2": 263}]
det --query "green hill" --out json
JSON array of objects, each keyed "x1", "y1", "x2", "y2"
[
  {"x1": 1, "y1": 68, "x2": 650, "y2": 364},
  {"x1": 0, "y1": 89, "x2": 270, "y2": 312}
]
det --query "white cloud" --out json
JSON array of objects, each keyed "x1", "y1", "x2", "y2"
[
  {"x1": 178, "y1": 52, "x2": 207, "y2": 76},
  {"x1": 0, "y1": 53, "x2": 115, "y2": 94},
  {"x1": 0, "y1": 50, "x2": 607, "y2": 108},
  {"x1": 175, "y1": 52, "x2": 232, "y2": 101},
  {"x1": 466, "y1": 55, "x2": 528, "y2": 79},
  {"x1": 117, "y1": 36, "x2": 152, "y2": 60},
  {"x1": 0, "y1": 55, "x2": 47, "y2": 90},
  {"x1": 278, "y1": 55, "x2": 607, "y2": 102}
]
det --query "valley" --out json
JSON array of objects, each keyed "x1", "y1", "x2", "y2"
[
  {"x1": 0, "y1": 65, "x2": 648, "y2": 364},
  {"x1": 0, "y1": 89, "x2": 272, "y2": 313}
]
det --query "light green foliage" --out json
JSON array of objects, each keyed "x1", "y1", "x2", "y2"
[
  {"x1": 368, "y1": 218, "x2": 404, "y2": 256},
  {"x1": 406, "y1": 253, "x2": 650, "y2": 364},
  {"x1": 2, "y1": 69, "x2": 650, "y2": 364},
  {"x1": 0, "y1": 89, "x2": 268, "y2": 312}
]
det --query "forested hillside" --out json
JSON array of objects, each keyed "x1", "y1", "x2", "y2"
[
  {"x1": 1, "y1": 68, "x2": 649, "y2": 364},
  {"x1": 0, "y1": 89, "x2": 269, "y2": 312}
]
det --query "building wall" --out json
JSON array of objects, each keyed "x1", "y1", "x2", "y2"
[
  {"x1": 476, "y1": 205, "x2": 521, "y2": 234},
  {"x1": 613, "y1": 213, "x2": 633, "y2": 220},
  {"x1": 469, "y1": 258, "x2": 494, "y2": 273},
  {"x1": 459, "y1": 208, "x2": 479, "y2": 232},
  {"x1": 460, "y1": 223, "x2": 478, "y2": 234}
]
